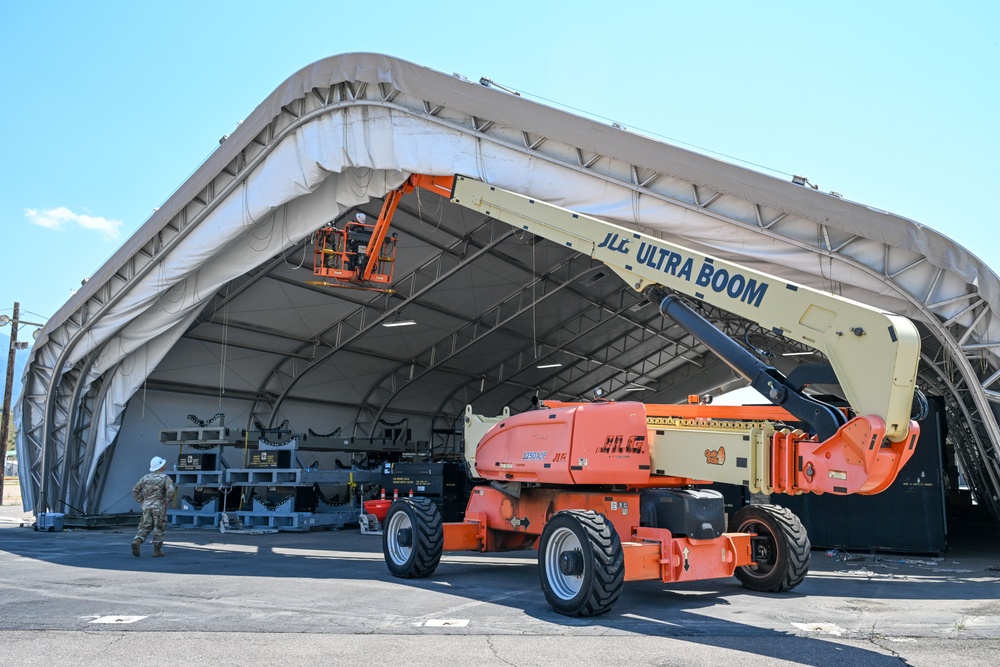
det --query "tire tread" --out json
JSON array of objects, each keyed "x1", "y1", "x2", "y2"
[
  {"x1": 383, "y1": 497, "x2": 443, "y2": 578},
  {"x1": 733, "y1": 504, "x2": 810, "y2": 592},
  {"x1": 541, "y1": 510, "x2": 624, "y2": 616}
]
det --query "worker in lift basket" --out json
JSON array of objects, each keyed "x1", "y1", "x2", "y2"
[
  {"x1": 346, "y1": 211, "x2": 368, "y2": 271},
  {"x1": 131, "y1": 456, "x2": 177, "y2": 558}
]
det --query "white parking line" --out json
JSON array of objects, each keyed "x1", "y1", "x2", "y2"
[
  {"x1": 424, "y1": 619, "x2": 470, "y2": 627},
  {"x1": 89, "y1": 616, "x2": 147, "y2": 624},
  {"x1": 791, "y1": 622, "x2": 846, "y2": 636}
]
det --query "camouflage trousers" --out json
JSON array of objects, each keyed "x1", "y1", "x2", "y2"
[{"x1": 134, "y1": 508, "x2": 168, "y2": 547}]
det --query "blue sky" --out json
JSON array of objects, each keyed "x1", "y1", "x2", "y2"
[{"x1": 1, "y1": 0, "x2": 997, "y2": 337}]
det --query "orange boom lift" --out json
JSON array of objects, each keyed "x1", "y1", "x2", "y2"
[{"x1": 329, "y1": 174, "x2": 923, "y2": 616}]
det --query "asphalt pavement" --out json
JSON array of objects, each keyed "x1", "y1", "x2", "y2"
[{"x1": 1, "y1": 501, "x2": 998, "y2": 666}]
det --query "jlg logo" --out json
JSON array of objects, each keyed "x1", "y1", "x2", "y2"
[
  {"x1": 552, "y1": 453, "x2": 568, "y2": 463},
  {"x1": 704, "y1": 447, "x2": 726, "y2": 465},
  {"x1": 597, "y1": 434, "x2": 646, "y2": 454}
]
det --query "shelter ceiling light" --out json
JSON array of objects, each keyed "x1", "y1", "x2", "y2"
[
  {"x1": 536, "y1": 363, "x2": 562, "y2": 369},
  {"x1": 382, "y1": 319, "x2": 417, "y2": 328}
]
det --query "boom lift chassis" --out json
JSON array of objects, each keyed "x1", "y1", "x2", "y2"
[{"x1": 345, "y1": 174, "x2": 923, "y2": 616}]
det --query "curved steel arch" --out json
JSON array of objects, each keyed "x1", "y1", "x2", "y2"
[
  {"x1": 256, "y1": 219, "x2": 516, "y2": 428},
  {"x1": 354, "y1": 256, "x2": 600, "y2": 437},
  {"x1": 426, "y1": 297, "x2": 705, "y2": 438}
]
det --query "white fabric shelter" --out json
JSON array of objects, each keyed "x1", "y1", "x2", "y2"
[{"x1": 16, "y1": 53, "x2": 1000, "y2": 519}]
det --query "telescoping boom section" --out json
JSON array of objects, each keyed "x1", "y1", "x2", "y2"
[
  {"x1": 448, "y1": 175, "x2": 919, "y2": 445},
  {"x1": 379, "y1": 174, "x2": 923, "y2": 616}
]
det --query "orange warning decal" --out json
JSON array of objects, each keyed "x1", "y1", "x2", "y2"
[{"x1": 705, "y1": 447, "x2": 726, "y2": 466}]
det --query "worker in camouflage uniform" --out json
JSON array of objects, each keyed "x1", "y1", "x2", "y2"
[{"x1": 131, "y1": 456, "x2": 176, "y2": 557}]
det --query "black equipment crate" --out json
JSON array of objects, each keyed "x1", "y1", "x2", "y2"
[{"x1": 382, "y1": 462, "x2": 465, "y2": 497}]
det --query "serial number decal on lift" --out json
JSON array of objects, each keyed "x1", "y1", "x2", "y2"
[
  {"x1": 597, "y1": 233, "x2": 770, "y2": 307},
  {"x1": 596, "y1": 434, "x2": 646, "y2": 454}
]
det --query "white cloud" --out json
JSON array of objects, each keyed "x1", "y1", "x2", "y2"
[{"x1": 25, "y1": 207, "x2": 123, "y2": 240}]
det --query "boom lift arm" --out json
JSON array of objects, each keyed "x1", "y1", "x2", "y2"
[
  {"x1": 347, "y1": 173, "x2": 921, "y2": 495},
  {"x1": 447, "y1": 174, "x2": 920, "y2": 444}
]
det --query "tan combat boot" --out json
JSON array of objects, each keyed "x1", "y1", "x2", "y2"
[
  {"x1": 131, "y1": 539, "x2": 141, "y2": 557},
  {"x1": 153, "y1": 545, "x2": 165, "y2": 558}
]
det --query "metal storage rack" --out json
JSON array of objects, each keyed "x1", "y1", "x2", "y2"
[{"x1": 161, "y1": 420, "x2": 382, "y2": 532}]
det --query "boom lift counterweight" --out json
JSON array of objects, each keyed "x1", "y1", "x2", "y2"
[{"x1": 358, "y1": 174, "x2": 922, "y2": 615}]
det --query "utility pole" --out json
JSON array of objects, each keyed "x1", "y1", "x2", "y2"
[
  {"x1": 0, "y1": 302, "x2": 20, "y2": 505},
  {"x1": 0, "y1": 302, "x2": 44, "y2": 506}
]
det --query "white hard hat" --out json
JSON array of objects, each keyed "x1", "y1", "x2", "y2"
[
  {"x1": 355, "y1": 212, "x2": 366, "y2": 223},
  {"x1": 149, "y1": 456, "x2": 167, "y2": 472}
]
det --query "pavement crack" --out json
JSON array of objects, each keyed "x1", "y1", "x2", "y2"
[
  {"x1": 486, "y1": 635, "x2": 517, "y2": 667},
  {"x1": 864, "y1": 627, "x2": 908, "y2": 664}
]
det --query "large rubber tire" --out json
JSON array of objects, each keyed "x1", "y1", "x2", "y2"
[
  {"x1": 538, "y1": 510, "x2": 625, "y2": 617},
  {"x1": 731, "y1": 504, "x2": 810, "y2": 592},
  {"x1": 382, "y1": 497, "x2": 443, "y2": 578}
]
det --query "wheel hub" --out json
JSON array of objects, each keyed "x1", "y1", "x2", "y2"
[
  {"x1": 558, "y1": 549, "x2": 584, "y2": 576},
  {"x1": 750, "y1": 535, "x2": 774, "y2": 564},
  {"x1": 396, "y1": 527, "x2": 412, "y2": 548}
]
